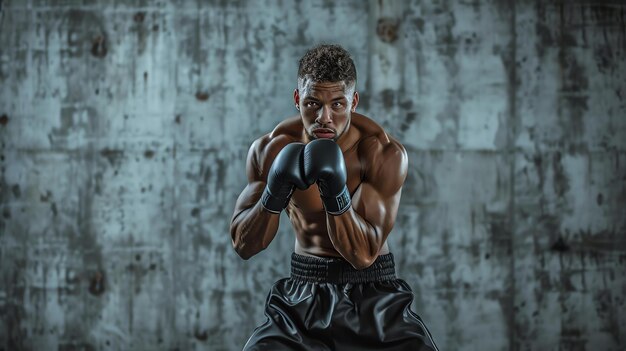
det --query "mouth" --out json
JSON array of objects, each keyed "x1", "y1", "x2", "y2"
[{"x1": 312, "y1": 128, "x2": 336, "y2": 139}]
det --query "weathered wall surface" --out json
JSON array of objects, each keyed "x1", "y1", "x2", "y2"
[{"x1": 0, "y1": 0, "x2": 624, "y2": 350}]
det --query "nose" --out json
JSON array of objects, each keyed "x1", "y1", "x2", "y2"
[{"x1": 316, "y1": 106, "x2": 332, "y2": 125}]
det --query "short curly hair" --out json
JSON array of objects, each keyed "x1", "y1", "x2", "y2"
[{"x1": 297, "y1": 44, "x2": 357, "y2": 89}]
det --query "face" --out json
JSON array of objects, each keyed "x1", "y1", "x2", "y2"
[{"x1": 294, "y1": 79, "x2": 359, "y2": 142}]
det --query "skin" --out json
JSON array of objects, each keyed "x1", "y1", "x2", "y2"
[{"x1": 229, "y1": 79, "x2": 408, "y2": 270}]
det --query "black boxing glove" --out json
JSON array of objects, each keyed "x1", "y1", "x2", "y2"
[
  {"x1": 261, "y1": 143, "x2": 308, "y2": 213},
  {"x1": 303, "y1": 139, "x2": 351, "y2": 215}
]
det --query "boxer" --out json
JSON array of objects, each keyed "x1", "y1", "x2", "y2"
[{"x1": 230, "y1": 44, "x2": 438, "y2": 351}]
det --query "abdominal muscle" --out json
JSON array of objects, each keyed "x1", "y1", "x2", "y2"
[{"x1": 288, "y1": 204, "x2": 390, "y2": 259}]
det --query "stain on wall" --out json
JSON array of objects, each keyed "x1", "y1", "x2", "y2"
[{"x1": 0, "y1": 0, "x2": 624, "y2": 350}]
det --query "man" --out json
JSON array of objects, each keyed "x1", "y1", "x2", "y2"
[{"x1": 230, "y1": 44, "x2": 438, "y2": 351}]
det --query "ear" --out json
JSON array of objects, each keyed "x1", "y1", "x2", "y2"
[
  {"x1": 351, "y1": 91, "x2": 359, "y2": 112},
  {"x1": 294, "y1": 89, "x2": 300, "y2": 110}
]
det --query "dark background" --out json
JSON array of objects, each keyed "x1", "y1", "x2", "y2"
[{"x1": 1, "y1": 0, "x2": 625, "y2": 350}]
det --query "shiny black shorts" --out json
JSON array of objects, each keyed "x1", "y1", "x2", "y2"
[{"x1": 243, "y1": 253, "x2": 439, "y2": 351}]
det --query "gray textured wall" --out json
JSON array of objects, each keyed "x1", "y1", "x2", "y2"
[{"x1": 1, "y1": 0, "x2": 625, "y2": 350}]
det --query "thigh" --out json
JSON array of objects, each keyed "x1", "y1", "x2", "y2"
[
  {"x1": 243, "y1": 279, "x2": 332, "y2": 351},
  {"x1": 334, "y1": 279, "x2": 439, "y2": 351}
]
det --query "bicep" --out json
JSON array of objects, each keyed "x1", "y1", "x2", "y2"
[
  {"x1": 351, "y1": 181, "x2": 402, "y2": 237},
  {"x1": 232, "y1": 134, "x2": 294, "y2": 219},
  {"x1": 352, "y1": 139, "x2": 408, "y2": 236},
  {"x1": 232, "y1": 139, "x2": 268, "y2": 220}
]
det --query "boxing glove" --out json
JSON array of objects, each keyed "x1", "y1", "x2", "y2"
[
  {"x1": 303, "y1": 139, "x2": 351, "y2": 215},
  {"x1": 261, "y1": 143, "x2": 308, "y2": 213}
]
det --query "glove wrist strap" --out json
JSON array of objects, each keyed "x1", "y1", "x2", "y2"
[
  {"x1": 261, "y1": 187, "x2": 290, "y2": 214},
  {"x1": 321, "y1": 185, "x2": 351, "y2": 215}
]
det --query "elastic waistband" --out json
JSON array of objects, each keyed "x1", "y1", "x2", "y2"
[{"x1": 290, "y1": 252, "x2": 396, "y2": 284}]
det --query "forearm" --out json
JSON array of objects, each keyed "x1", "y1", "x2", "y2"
[
  {"x1": 325, "y1": 208, "x2": 383, "y2": 270},
  {"x1": 231, "y1": 201, "x2": 280, "y2": 260}
]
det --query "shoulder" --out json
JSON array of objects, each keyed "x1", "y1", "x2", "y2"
[
  {"x1": 252, "y1": 116, "x2": 302, "y2": 157},
  {"x1": 247, "y1": 116, "x2": 302, "y2": 180},
  {"x1": 353, "y1": 114, "x2": 408, "y2": 191},
  {"x1": 353, "y1": 114, "x2": 407, "y2": 166}
]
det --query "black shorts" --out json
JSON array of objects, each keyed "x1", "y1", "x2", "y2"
[{"x1": 243, "y1": 253, "x2": 439, "y2": 351}]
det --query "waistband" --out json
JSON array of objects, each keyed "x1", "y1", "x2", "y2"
[{"x1": 290, "y1": 252, "x2": 396, "y2": 284}]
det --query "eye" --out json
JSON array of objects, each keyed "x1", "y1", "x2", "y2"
[{"x1": 305, "y1": 101, "x2": 319, "y2": 108}]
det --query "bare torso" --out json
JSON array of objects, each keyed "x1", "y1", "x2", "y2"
[{"x1": 266, "y1": 113, "x2": 393, "y2": 258}]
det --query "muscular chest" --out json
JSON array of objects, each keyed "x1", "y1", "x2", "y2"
[{"x1": 290, "y1": 147, "x2": 361, "y2": 213}]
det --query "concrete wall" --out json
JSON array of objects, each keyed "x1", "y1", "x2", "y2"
[{"x1": 1, "y1": 0, "x2": 624, "y2": 350}]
